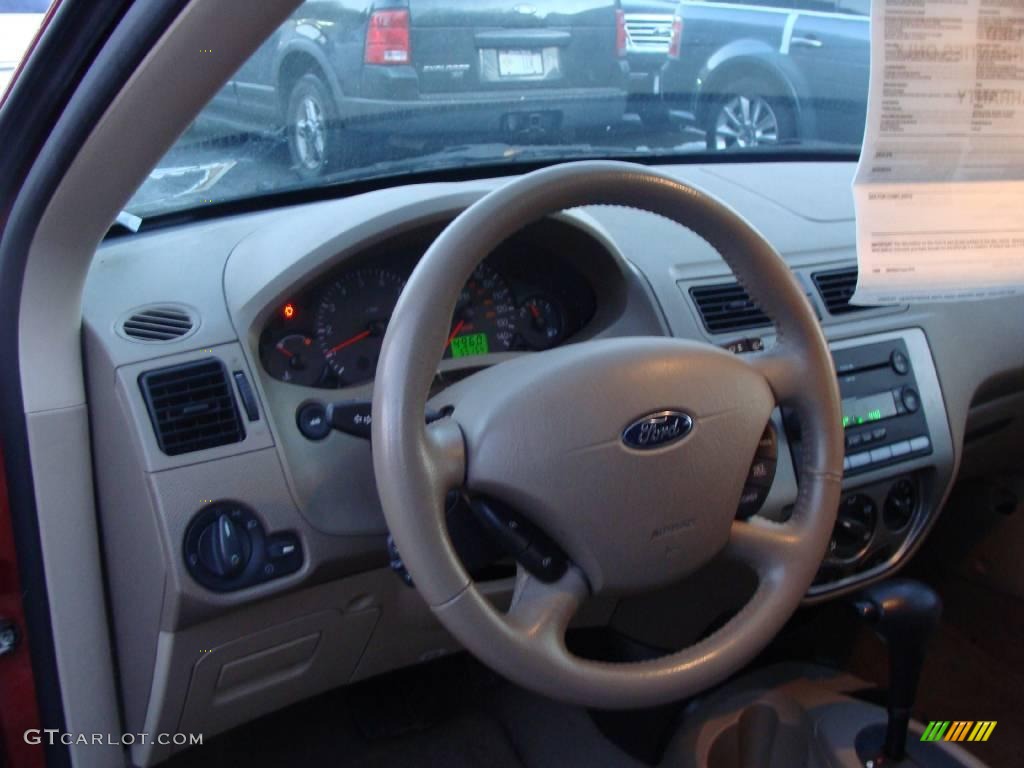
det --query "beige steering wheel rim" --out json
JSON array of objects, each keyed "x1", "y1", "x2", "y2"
[{"x1": 371, "y1": 161, "x2": 843, "y2": 708}]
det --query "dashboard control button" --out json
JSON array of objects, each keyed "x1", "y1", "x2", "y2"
[
  {"x1": 890, "y1": 440, "x2": 912, "y2": 458},
  {"x1": 901, "y1": 387, "x2": 920, "y2": 413},
  {"x1": 197, "y1": 512, "x2": 250, "y2": 578},
  {"x1": 737, "y1": 484, "x2": 769, "y2": 520},
  {"x1": 909, "y1": 435, "x2": 931, "y2": 453},
  {"x1": 756, "y1": 424, "x2": 778, "y2": 459},
  {"x1": 519, "y1": 542, "x2": 568, "y2": 582},
  {"x1": 469, "y1": 497, "x2": 532, "y2": 555},
  {"x1": 884, "y1": 478, "x2": 918, "y2": 530},
  {"x1": 843, "y1": 457, "x2": 852, "y2": 472},
  {"x1": 323, "y1": 399, "x2": 445, "y2": 441},
  {"x1": 297, "y1": 402, "x2": 331, "y2": 440},
  {"x1": 869, "y1": 445, "x2": 893, "y2": 464},
  {"x1": 829, "y1": 494, "x2": 877, "y2": 561},
  {"x1": 232, "y1": 371, "x2": 260, "y2": 421},
  {"x1": 326, "y1": 400, "x2": 374, "y2": 439},
  {"x1": 267, "y1": 536, "x2": 298, "y2": 560},
  {"x1": 890, "y1": 349, "x2": 910, "y2": 375},
  {"x1": 848, "y1": 452, "x2": 871, "y2": 470},
  {"x1": 721, "y1": 337, "x2": 765, "y2": 355},
  {"x1": 872, "y1": 427, "x2": 887, "y2": 441},
  {"x1": 386, "y1": 534, "x2": 414, "y2": 587},
  {"x1": 468, "y1": 496, "x2": 567, "y2": 582},
  {"x1": 747, "y1": 457, "x2": 776, "y2": 487},
  {"x1": 184, "y1": 505, "x2": 303, "y2": 591},
  {"x1": 846, "y1": 432, "x2": 863, "y2": 449}
]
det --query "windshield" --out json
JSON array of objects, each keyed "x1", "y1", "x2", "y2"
[{"x1": 125, "y1": 0, "x2": 869, "y2": 218}]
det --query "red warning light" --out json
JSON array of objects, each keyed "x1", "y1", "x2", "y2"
[{"x1": 283, "y1": 303, "x2": 296, "y2": 319}]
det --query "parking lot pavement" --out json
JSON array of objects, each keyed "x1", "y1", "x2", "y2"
[{"x1": 126, "y1": 117, "x2": 707, "y2": 219}]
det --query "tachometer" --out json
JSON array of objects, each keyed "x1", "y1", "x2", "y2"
[
  {"x1": 315, "y1": 268, "x2": 405, "y2": 386},
  {"x1": 445, "y1": 263, "x2": 517, "y2": 359}
]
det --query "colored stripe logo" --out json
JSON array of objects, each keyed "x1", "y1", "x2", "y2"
[{"x1": 921, "y1": 721, "x2": 996, "y2": 742}]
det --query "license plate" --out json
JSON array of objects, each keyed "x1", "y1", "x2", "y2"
[{"x1": 497, "y1": 49, "x2": 545, "y2": 78}]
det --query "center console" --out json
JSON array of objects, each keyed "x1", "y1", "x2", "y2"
[{"x1": 782, "y1": 328, "x2": 954, "y2": 599}]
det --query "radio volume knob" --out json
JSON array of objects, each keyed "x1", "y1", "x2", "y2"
[{"x1": 890, "y1": 349, "x2": 910, "y2": 375}]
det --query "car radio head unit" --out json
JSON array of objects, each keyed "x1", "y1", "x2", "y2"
[{"x1": 786, "y1": 338, "x2": 933, "y2": 477}]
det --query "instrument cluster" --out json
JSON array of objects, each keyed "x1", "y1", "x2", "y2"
[{"x1": 258, "y1": 237, "x2": 597, "y2": 389}]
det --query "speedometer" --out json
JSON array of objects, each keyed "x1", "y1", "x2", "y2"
[
  {"x1": 315, "y1": 267, "x2": 405, "y2": 386},
  {"x1": 445, "y1": 263, "x2": 517, "y2": 359}
]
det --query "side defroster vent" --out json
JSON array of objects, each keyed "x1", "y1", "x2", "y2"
[
  {"x1": 120, "y1": 305, "x2": 196, "y2": 341},
  {"x1": 139, "y1": 358, "x2": 245, "y2": 456},
  {"x1": 689, "y1": 281, "x2": 770, "y2": 334},
  {"x1": 812, "y1": 267, "x2": 864, "y2": 315}
]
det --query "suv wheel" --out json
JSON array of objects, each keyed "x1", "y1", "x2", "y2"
[
  {"x1": 286, "y1": 73, "x2": 344, "y2": 179},
  {"x1": 706, "y1": 80, "x2": 794, "y2": 151}
]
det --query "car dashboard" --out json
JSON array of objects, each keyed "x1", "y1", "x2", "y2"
[
  {"x1": 257, "y1": 222, "x2": 602, "y2": 390},
  {"x1": 81, "y1": 161, "x2": 1024, "y2": 765}
]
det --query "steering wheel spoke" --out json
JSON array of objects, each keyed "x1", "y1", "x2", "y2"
[
  {"x1": 423, "y1": 416, "x2": 466, "y2": 491},
  {"x1": 747, "y1": 344, "x2": 807, "y2": 404},
  {"x1": 726, "y1": 515, "x2": 802, "y2": 572},
  {"x1": 505, "y1": 565, "x2": 588, "y2": 648}
]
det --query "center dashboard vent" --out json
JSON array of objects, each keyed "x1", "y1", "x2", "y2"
[
  {"x1": 689, "y1": 281, "x2": 770, "y2": 334},
  {"x1": 139, "y1": 358, "x2": 245, "y2": 456},
  {"x1": 120, "y1": 305, "x2": 196, "y2": 342},
  {"x1": 812, "y1": 267, "x2": 865, "y2": 316}
]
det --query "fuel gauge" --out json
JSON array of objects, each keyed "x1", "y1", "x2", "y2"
[
  {"x1": 518, "y1": 296, "x2": 564, "y2": 350},
  {"x1": 261, "y1": 332, "x2": 324, "y2": 386}
]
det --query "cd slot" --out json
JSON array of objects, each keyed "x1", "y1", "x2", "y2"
[{"x1": 835, "y1": 360, "x2": 891, "y2": 377}]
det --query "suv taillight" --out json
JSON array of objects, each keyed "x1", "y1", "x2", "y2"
[
  {"x1": 365, "y1": 9, "x2": 410, "y2": 65},
  {"x1": 615, "y1": 9, "x2": 627, "y2": 58},
  {"x1": 668, "y1": 16, "x2": 683, "y2": 59}
]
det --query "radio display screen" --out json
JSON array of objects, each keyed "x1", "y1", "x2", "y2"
[{"x1": 841, "y1": 392, "x2": 898, "y2": 429}]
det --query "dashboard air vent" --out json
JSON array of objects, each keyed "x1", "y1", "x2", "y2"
[
  {"x1": 812, "y1": 267, "x2": 864, "y2": 316},
  {"x1": 139, "y1": 359, "x2": 245, "y2": 456},
  {"x1": 121, "y1": 305, "x2": 195, "y2": 341},
  {"x1": 689, "y1": 282, "x2": 770, "y2": 334}
]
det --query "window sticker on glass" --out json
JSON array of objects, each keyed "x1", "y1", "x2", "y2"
[{"x1": 853, "y1": 0, "x2": 1024, "y2": 304}]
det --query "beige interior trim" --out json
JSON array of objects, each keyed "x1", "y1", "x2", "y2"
[{"x1": 15, "y1": 1, "x2": 303, "y2": 765}]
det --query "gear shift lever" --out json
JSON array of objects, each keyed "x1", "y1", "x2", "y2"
[{"x1": 853, "y1": 579, "x2": 942, "y2": 762}]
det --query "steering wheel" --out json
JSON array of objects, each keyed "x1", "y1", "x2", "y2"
[{"x1": 371, "y1": 161, "x2": 842, "y2": 708}]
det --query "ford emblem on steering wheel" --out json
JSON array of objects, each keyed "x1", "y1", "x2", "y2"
[{"x1": 622, "y1": 410, "x2": 693, "y2": 450}]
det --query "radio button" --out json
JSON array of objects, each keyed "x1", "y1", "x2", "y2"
[
  {"x1": 890, "y1": 349, "x2": 910, "y2": 375},
  {"x1": 870, "y1": 445, "x2": 893, "y2": 464},
  {"x1": 872, "y1": 426, "x2": 887, "y2": 441},
  {"x1": 909, "y1": 435, "x2": 931, "y2": 453},
  {"x1": 849, "y1": 452, "x2": 871, "y2": 470},
  {"x1": 890, "y1": 440, "x2": 912, "y2": 458},
  {"x1": 846, "y1": 432, "x2": 864, "y2": 449}
]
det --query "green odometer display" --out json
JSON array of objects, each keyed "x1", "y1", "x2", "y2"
[
  {"x1": 841, "y1": 392, "x2": 898, "y2": 429},
  {"x1": 450, "y1": 332, "x2": 489, "y2": 359}
]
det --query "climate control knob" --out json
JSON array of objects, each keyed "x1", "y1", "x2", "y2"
[
  {"x1": 884, "y1": 477, "x2": 918, "y2": 531},
  {"x1": 829, "y1": 493, "x2": 877, "y2": 561}
]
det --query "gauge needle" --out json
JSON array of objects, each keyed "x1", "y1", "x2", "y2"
[
  {"x1": 447, "y1": 320, "x2": 466, "y2": 347},
  {"x1": 328, "y1": 329, "x2": 371, "y2": 354},
  {"x1": 276, "y1": 343, "x2": 294, "y2": 358}
]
